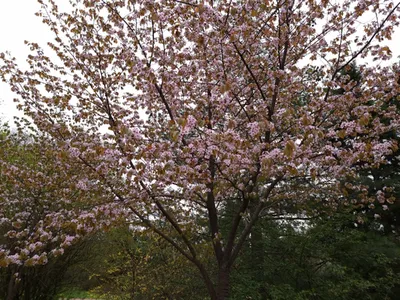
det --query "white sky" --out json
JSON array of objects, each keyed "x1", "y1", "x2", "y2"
[
  {"x1": 0, "y1": 0, "x2": 49, "y2": 123},
  {"x1": 0, "y1": 1, "x2": 399, "y2": 125}
]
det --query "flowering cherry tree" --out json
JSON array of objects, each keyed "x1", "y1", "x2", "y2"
[
  {"x1": 0, "y1": 129, "x2": 126, "y2": 298},
  {"x1": 1, "y1": 0, "x2": 400, "y2": 298}
]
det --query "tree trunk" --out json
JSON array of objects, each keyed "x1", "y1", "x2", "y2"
[
  {"x1": 216, "y1": 267, "x2": 230, "y2": 300},
  {"x1": 6, "y1": 266, "x2": 20, "y2": 300}
]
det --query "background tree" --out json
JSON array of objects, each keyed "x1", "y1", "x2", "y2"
[
  {"x1": 0, "y1": 126, "x2": 125, "y2": 299},
  {"x1": 1, "y1": 1, "x2": 400, "y2": 299},
  {"x1": 226, "y1": 211, "x2": 400, "y2": 300}
]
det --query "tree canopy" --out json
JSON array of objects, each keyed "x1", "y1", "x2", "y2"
[{"x1": 1, "y1": 1, "x2": 399, "y2": 299}]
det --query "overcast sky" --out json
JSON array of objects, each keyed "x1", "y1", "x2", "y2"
[
  {"x1": 0, "y1": 0, "x2": 48, "y2": 123},
  {"x1": 1, "y1": 1, "x2": 400, "y2": 125}
]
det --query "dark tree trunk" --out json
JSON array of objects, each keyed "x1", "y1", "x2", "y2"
[
  {"x1": 6, "y1": 266, "x2": 20, "y2": 300},
  {"x1": 216, "y1": 267, "x2": 230, "y2": 300}
]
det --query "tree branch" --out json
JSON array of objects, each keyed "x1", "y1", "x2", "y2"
[{"x1": 229, "y1": 175, "x2": 283, "y2": 266}]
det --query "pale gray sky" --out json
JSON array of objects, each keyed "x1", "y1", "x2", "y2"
[
  {"x1": 0, "y1": 1, "x2": 399, "y2": 125},
  {"x1": 0, "y1": 0, "x2": 49, "y2": 123}
]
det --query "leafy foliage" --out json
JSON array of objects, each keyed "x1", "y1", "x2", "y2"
[
  {"x1": 82, "y1": 226, "x2": 210, "y2": 300},
  {"x1": 230, "y1": 214, "x2": 400, "y2": 300}
]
